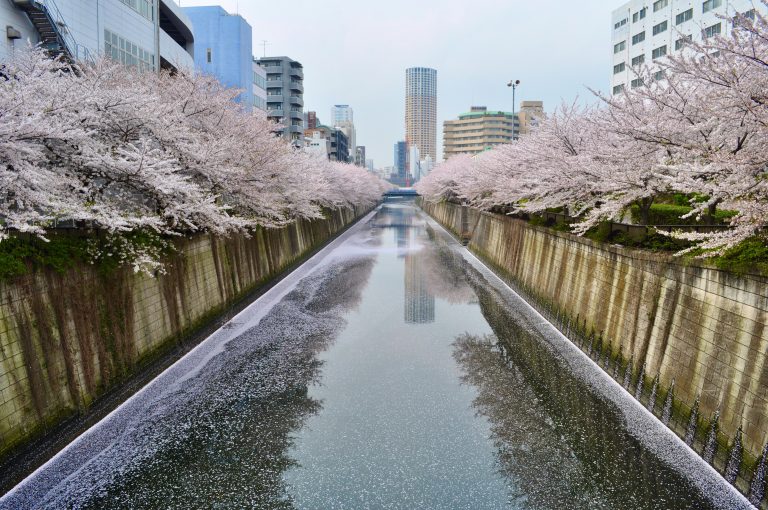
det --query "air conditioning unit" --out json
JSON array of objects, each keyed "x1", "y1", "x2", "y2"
[{"x1": 6, "y1": 26, "x2": 22, "y2": 40}]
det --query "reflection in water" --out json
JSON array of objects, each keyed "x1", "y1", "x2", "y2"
[
  {"x1": 404, "y1": 246, "x2": 435, "y2": 324},
  {"x1": 452, "y1": 270, "x2": 720, "y2": 510}
]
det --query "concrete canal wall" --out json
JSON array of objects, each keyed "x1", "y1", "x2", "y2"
[
  {"x1": 0, "y1": 207, "x2": 365, "y2": 465},
  {"x1": 422, "y1": 200, "x2": 768, "y2": 490}
]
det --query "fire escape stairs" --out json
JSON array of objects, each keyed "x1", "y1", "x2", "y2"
[{"x1": 12, "y1": 0, "x2": 75, "y2": 62}]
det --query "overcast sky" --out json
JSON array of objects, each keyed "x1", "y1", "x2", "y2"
[{"x1": 177, "y1": 0, "x2": 616, "y2": 167}]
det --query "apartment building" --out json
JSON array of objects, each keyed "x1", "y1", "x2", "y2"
[
  {"x1": 257, "y1": 56, "x2": 305, "y2": 141},
  {"x1": 611, "y1": 0, "x2": 765, "y2": 94},
  {"x1": 443, "y1": 107, "x2": 518, "y2": 159}
]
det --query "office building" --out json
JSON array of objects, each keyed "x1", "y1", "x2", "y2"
[
  {"x1": 331, "y1": 105, "x2": 356, "y2": 161},
  {"x1": 366, "y1": 159, "x2": 375, "y2": 172},
  {"x1": 1, "y1": 0, "x2": 194, "y2": 71},
  {"x1": 611, "y1": 0, "x2": 765, "y2": 95},
  {"x1": 306, "y1": 111, "x2": 319, "y2": 130},
  {"x1": 405, "y1": 67, "x2": 437, "y2": 161},
  {"x1": 252, "y1": 59, "x2": 266, "y2": 111},
  {"x1": 443, "y1": 106, "x2": 518, "y2": 158},
  {"x1": 257, "y1": 56, "x2": 305, "y2": 141},
  {"x1": 392, "y1": 140, "x2": 409, "y2": 186},
  {"x1": 184, "y1": 6, "x2": 253, "y2": 106}
]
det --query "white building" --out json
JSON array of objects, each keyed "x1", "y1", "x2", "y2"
[
  {"x1": 409, "y1": 145, "x2": 421, "y2": 183},
  {"x1": 611, "y1": 0, "x2": 763, "y2": 95},
  {"x1": 419, "y1": 155, "x2": 434, "y2": 180},
  {"x1": 366, "y1": 158, "x2": 374, "y2": 172},
  {"x1": 1, "y1": 0, "x2": 194, "y2": 72},
  {"x1": 304, "y1": 131, "x2": 330, "y2": 159}
]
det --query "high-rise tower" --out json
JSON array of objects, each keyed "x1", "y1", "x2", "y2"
[{"x1": 405, "y1": 67, "x2": 437, "y2": 162}]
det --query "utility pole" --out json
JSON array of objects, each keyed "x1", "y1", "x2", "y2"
[
  {"x1": 260, "y1": 40, "x2": 270, "y2": 58},
  {"x1": 507, "y1": 79, "x2": 520, "y2": 139}
]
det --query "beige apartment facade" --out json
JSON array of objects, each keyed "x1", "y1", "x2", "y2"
[{"x1": 443, "y1": 107, "x2": 517, "y2": 158}]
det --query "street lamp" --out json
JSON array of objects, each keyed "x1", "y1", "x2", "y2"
[{"x1": 507, "y1": 79, "x2": 520, "y2": 139}]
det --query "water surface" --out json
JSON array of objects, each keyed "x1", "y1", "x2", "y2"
[{"x1": 0, "y1": 201, "x2": 746, "y2": 509}]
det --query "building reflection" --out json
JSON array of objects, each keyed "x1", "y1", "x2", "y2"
[{"x1": 404, "y1": 248, "x2": 435, "y2": 324}]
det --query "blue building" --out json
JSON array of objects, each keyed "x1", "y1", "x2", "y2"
[
  {"x1": 183, "y1": 6, "x2": 254, "y2": 107},
  {"x1": 393, "y1": 141, "x2": 409, "y2": 186}
]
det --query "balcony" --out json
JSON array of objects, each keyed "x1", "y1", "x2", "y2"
[
  {"x1": 267, "y1": 94, "x2": 284, "y2": 103},
  {"x1": 290, "y1": 110, "x2": 304, "y2": 119},
  {"x1": 289, "y1": 96, "x2": 303, "y2": 106},
  {"x1": 290, "y1": 81, "x2": 304, "y2": 94},
  {"x1": 266, "y1": 78, "x2": 283, "y2": 88},
  {"x1": 268, "y1": 109, "x2": 285, "y2": 118},
  {"x1": 261, "y1": 65, "x2": 283, "y2": 75},
  {"x1": 289, "y1": 66, "x2": 303, "y2": 79}
]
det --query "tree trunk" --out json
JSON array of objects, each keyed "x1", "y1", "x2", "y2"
[{"x1": 638, "y1": 197, "x2": 654, "y2": 225}]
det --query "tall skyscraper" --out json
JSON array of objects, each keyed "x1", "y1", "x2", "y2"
[
  {"x1": 610, "y1": 0, "x2": 764, "y2": 95},
  {"x1": 405, "y1": 67, "x2": 437, "y2": 162}
]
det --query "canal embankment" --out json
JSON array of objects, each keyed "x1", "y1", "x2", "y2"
[
  {"x1": 0, "y1": 205, "x2": 369, "y2": 491},
  {"x1": 421, "y1": 199, "x2": 768, "y2": 504}
]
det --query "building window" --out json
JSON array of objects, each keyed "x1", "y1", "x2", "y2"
[
  {"x1": 631, "y1": 78, "x2": 645, "y2": 89},
  {"x1": 614, "y1": 41, "x2": 626, "y2": 53},
  {"x1": 702, "y1": 0, "x2": 722, "y2": 13},
  {"x1": 613, "y1": 84, "x2": 625, "y2": 95},
  {"x1": 615, "y1": 18, "x2": 628, "y2": 30},
  {"x1": 653, "y1": 21, "x2": 668, "y2": 35},
  {"x1": 653, "y1": 0, "x2": 669, "y2": 12},
  {"x1": 703, "y1": 23, "x2": 722, "y2": 38},
  {"x1": 675, "y1": 35, "x2": 692, "y2": 50},
  {"x1": 632, "y1": 32, "x2": 646, "y2": 45},
  {"x1": 613, "y1": 62, "x2": 626, "y2": 74},
  {"x1": 118, "y1": 0, "x2": 154, "y2": 21},
  {"x1": 676, "y1": 9, "x2": 693, "y2": 25},
  {"x1": 652, "y1": 45, "x2": 667, "y2": 60},
  {"x1": 653, "y1": 70, "x2": 665, "y2": 81},
  {"x1": 104, "y1": 29, "x2": 154, "y2": 71},
  {"x1": 206, "y1": 48, "x2": 212, "y2": 63},
  {"x1": 632, "y1": 54, "x2": 645, "y2": 66},
  {"x1": 633, "y1": 7, "x2": 648, "y2": 22}
]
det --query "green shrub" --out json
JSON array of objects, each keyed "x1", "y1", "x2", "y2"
[
  {"x1": 629, "y1": 203, "x2": 736, "y2": 226},
  {"x1": 708, "y1": 237, "x2": 768, "y2": 275}
]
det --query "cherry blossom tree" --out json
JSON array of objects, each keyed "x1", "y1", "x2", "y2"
[
  {"x1": 0, "y1": 47, "x2": 388, "y2": 253},
  {"x1": 419, "y1": 6, "x2": 768, "y2": 255}
]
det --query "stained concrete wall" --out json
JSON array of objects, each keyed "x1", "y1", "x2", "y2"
[
  {"x1": 0, "y1": 207, "x2": 363, "y2": 462},
  {"x1": 422, "y1": 200, "x2": 768, "y2": 478}
]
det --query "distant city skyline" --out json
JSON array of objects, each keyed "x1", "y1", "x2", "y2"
[{"x1": 177, "y1": 0, "x2": 613, "y2": 166}]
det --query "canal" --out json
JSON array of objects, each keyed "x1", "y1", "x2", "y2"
[{"x1": 0, "y1": 201, "x2": 749, "y2": 509}]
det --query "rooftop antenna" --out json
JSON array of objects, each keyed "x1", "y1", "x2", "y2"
[{"x1": 260, "y1": 40, "x2": 270, "y2": 58}]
